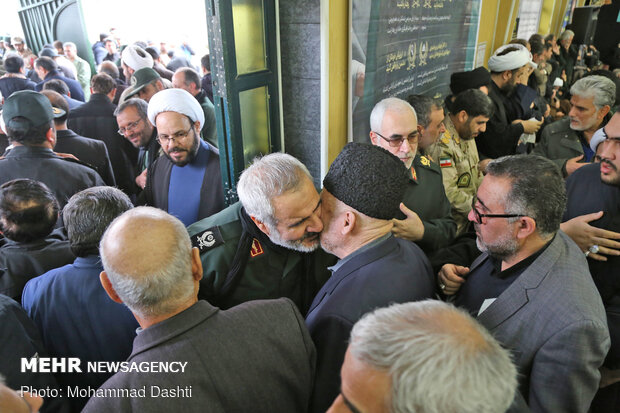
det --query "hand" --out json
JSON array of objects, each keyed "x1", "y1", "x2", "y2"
[
  {"x1": 560, "y1": 211, "x2": 620, "y2": 261},
  {"x1": 54, "y1": 152, "x2": 79, "y2": 161},
  {"x1": 135, "y1": 169, "x2": 148, "y2": 189},
  {"x1": 520, "y1": 118, "x2": 543, "y2": 134},
  {"x1": 565, "y1": 155, "x2": 587, "y2": 176},
  {"x1": 391, "y1": 203, "x2": 424, "y2": 242},
  {"x1": 438, "y1": 264, "x2": 470, "y2": 296}
]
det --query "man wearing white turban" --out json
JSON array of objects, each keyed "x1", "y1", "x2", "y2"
[
  {"x1": 143, "y1": 88, "x2": 224, "y2": 225},
  {"x1": 475, "y1": 44, "x2": 543, "y2": 166}
]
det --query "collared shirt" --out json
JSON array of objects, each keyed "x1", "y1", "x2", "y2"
[
  {"x1": 328, "y1": 232, "x2": 391, "y2": 274},
  {"x1": 456, "y1": 237, "x2": 554, "y2": 316}
]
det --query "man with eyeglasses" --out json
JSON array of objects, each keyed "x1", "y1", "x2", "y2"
[
  {"x1": 438, "y1": 154, "x2": 609, "y2": 412},
  {"x1": 143, "y1": 88, "x2": 224, "y2": 226},
  {"x1": 115, "y1": 98, "x2": 161, "y2": 190},
  {"x1": 563, "y1": 109, "x2": 620, "y2": 411},
  {"x1": 369, "y1": 97, "x2": 456, "y2": 255}
]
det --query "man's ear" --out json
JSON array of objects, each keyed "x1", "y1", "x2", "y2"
[
  {"x1": 516, "y1": 216, "x2": 537, "y2": 240},
  {"x1": 369, "y1": 131, "x2": 379, "y2": 145},
  {"x1": 341, "y1": 210, "x2": 356, "y2": 235},
  {"x1": 193, "y1": 120, "x2": 201, "y2": 135},
  {"x1": 250, "y1": 215, "x2": 270, "y2": 236},
  {"x1": 191, "y1": 247, "x2": 203, "y2": 281},
  {"x1": 100, "y1": 271, "x2": 123, "y2": 304},
  {"x1": 417, "y1": 124, "x2": 424, "y2": 135},
  {"x1": 45, "y1": 127, "x2": 56, "y2": 147},
  {"x1": 457, "y1": 110, "x2": 468, "y2": 124},
  {"x1": 597, "y1": 105, "x2": 611, "y2": 122}
]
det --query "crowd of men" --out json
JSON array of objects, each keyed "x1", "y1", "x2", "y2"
[{"x1": 0, "y1": 25, "x2": 619, "y2": 413}]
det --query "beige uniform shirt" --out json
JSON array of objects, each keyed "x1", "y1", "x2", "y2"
[{"x1": 428, "y1": 116, "x2": 482, "y2": 235}]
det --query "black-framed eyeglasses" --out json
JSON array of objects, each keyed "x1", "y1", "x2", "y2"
[
  {"x1": 156, "y1": 126, "x2": 194, "y2": 146},
  {"x1": 373, "y1": 131, "x2": 418, "y2": 148},
  {"x1": 471, "y1": 196, "x2": 526, "y2": 224},
  {"x1": 117, "y1": 119, "x2": 143, "y2": 136}
]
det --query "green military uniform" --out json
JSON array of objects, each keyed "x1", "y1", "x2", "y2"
[
  {"x1": 187, "y1": 202, "x2": 334, "y2": 312},
  {"x1": 428, "y1": 116, "x2": 482, "y2": 235},
  {"x1": 399, "y1": 154, "x2": 456, "y2": 255}
]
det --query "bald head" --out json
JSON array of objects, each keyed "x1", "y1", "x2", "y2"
[{"x1": 100, "y1": 207, "x2": 200, "y2": 320}]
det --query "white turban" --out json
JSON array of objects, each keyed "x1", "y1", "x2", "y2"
[
  {"x1": 488, "y1": 43, "x2": 536, "y2": 72},
  {"x1": 590, "y1": 127, "x2": 607, "y2": 152},
  {"x1": 122, "y1": 45, "x2": 153, "y2": 71},
  {"x1": 147, "y1": 88, "x2": 205, "y2": 128}
]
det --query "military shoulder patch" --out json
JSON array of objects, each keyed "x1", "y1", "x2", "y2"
[
  {"x1": 191, "y1": 226, "x2": 225, "y2": 253},
  {"x1": 420, "y1": 156, "x2": 431, "y2": 167},
  {"x1": 250, "y1": 238, "x2": 265, "y2": 258},
  {"x1": 439, "y1": 157, "x2": 452, "y2": 168},
  {"x1": 457, "y1": 172, "x2": 471, "y2": 188},
  {"x1": 440, "y1": 135, "x2": 450, "y2": 145}
]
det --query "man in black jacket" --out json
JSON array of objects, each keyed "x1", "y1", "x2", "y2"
[
  {"x1": 68, "y1": 73, "x2": 139, "y2": 199},
  {"x1": 0, "y1": 179, "x2": 74, "y2": 301},
  {"x1": 0, "y1": 54, "x2": 36, "y2": 102},
  {"x1": 0, "y1": 90, "x2": 105, "y2": 208},
  {"x1": 41, "y1": 89, "x2": 115, "y2": 186}
]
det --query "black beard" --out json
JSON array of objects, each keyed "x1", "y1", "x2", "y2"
[{"x1": 167, "y1": 138, "x2": 200, "y2": 167}]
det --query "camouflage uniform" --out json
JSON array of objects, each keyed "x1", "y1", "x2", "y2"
[{"x1": 428, "y1": 115, "x2": 482, "y2": 235}]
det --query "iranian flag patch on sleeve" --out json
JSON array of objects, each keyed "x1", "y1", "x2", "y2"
[{"x1": 439, "y1": 157, "x2": 452, "y2": 168}]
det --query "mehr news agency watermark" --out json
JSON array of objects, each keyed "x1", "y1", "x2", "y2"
[{"x1": 20, "y1": 357, "x2": 192, "y2": 399}]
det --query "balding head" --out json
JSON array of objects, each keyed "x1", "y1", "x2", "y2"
[{"x1": 100, "y1": 207, "x2": 202, "y2": 322}]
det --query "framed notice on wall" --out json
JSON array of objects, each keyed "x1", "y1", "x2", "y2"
[{"x1": 350, "y1": 0, "x2": 482, "y2": 142}]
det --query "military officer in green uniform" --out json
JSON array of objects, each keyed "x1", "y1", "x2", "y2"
[
  {"x1": 187, "y1": 153, "x2": 334, "y2": 312},
  {"x1": 428, "y1": 89, "x2": 494, "y2": 234},
  {"x1": 369, "y1": 97, "x2": 456, "y2": 255},
  {"x1": 406, "y1": 94, "x2": 446, "y2": 160}
]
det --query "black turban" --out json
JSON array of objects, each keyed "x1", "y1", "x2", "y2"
[{"x1": 450, "y1": 67, "x2": 491, "y2": 95}]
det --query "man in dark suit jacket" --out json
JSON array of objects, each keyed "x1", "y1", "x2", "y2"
[
  {"x1": 0, "y1": 90, "x2": 105, "y2": 208},
  {"x1": 84, "y1": 206, "x2": 315, "y2": 413},
  {"x1": 68, "y1": 73, "x2": 139, "y2": 199},
  {"x1": 41, "y1": 89, "x2": 115, "y2": 186},
  {"x1": 144, "y1": 88, "x2": 224, "y2": 225},
  {"x1": 33, "y1": 56, "x2": 85, "y2": 102},
  {"x1": 439, "y1": 155, "x2": 609, "y2": 412},
  {"x1": 306, "y1": 143, "x2": 435, "y2": 413}
]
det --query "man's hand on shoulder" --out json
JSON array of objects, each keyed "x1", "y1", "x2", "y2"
[
  {"x1": 391, "y1": 202, "x2": 424, "y2": 241},
  {"x1": 438, "y1": 264, "x2": 469, "y2": 295},
  {"x1": 561, "y1": 211, "x2": 620, "y2": 261}
]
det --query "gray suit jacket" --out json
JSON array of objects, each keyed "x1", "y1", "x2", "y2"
[
  {"x1": 83, "y1": 299, "x2": 315, "y2": 413},
  {"x1": 469, "y1": 231, "x2": 609, "y2": 413}
]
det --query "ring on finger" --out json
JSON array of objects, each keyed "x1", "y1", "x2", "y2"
[
  {"x1": 439, "y1": 282, "x2": 446, "y2": 290},
  {"x1": 589, "y1": 245, "x2": 600, "y2": 254},
  {"x1": 585, "y1": 250, "x2": 591, "y2": 257}
]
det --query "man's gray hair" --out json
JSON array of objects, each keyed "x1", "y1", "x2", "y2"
[
  {"x1": 63, "y1": 187, "x2": 133, "y2": 257},
  {"x1": 63, "y1": 41, "x2": 77, "y2": 50},
  {"x1": 114, "y1": 97, "x2": 149, "y2": 119},
  {"x1": 570, "y1": 75, "x2": 616, "y2": 110},
  {"x1": 486, "y1": 155, "x2": 566, "y2": 238},
  {"x1": 237, "y1": 153, "x2": 312, "y2": 225},
  {"x1": 370, "y1": 97, "x2": 417, "y2": 133},
  {"x1": 349, "y1": 300, "x2": 517, "y2": 413},
  {"x1": 100, "y1": 207, "x2": 195, "y2": 319},
  {"x1": 559, "y1": 29, "x2": 574, "y2": 40}
]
